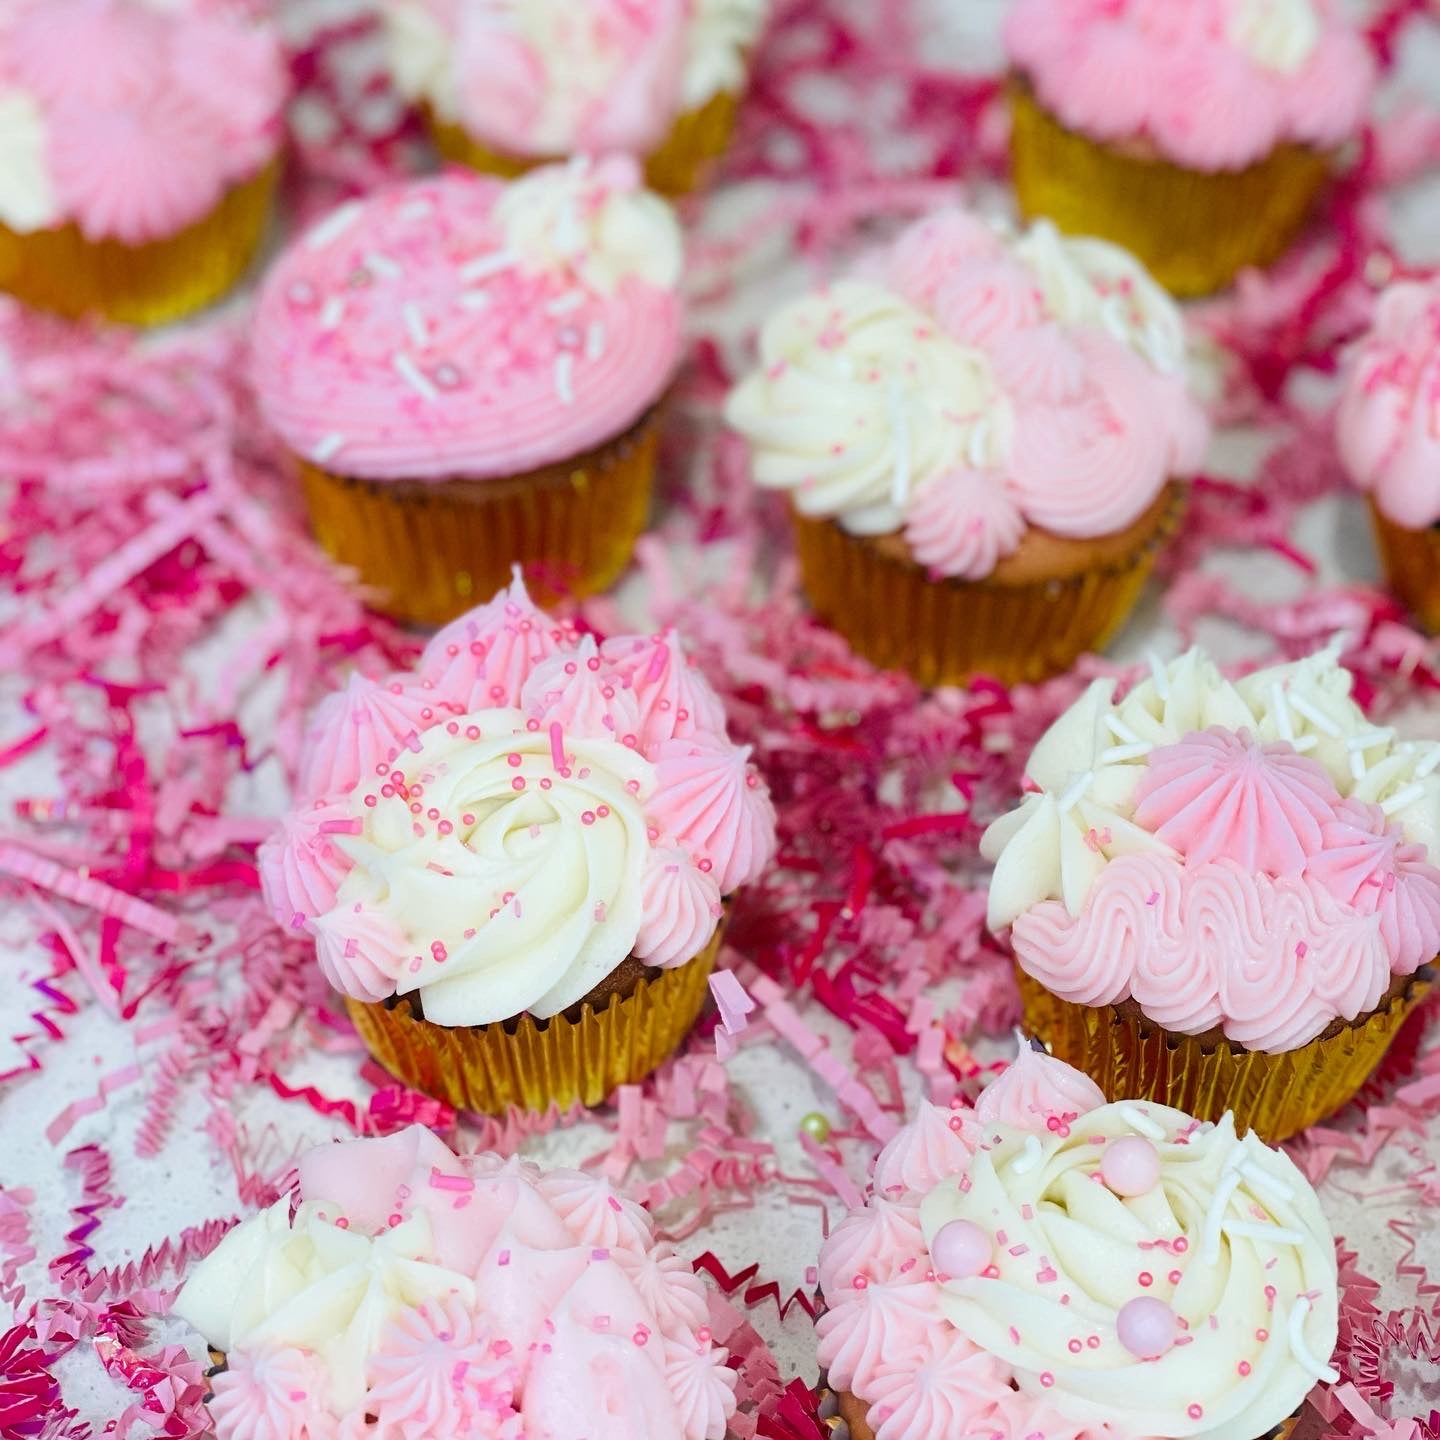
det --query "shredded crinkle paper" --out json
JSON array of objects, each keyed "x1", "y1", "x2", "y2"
[{"x1": 1, "y1": 0, "x2": 1440, "y2": 1434}]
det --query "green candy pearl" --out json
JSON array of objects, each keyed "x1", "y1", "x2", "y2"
[{"x1": 800, "y1": 1111, "x2": 832, "y2": 1143}]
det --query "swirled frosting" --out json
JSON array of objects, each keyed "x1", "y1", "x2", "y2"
[
  {"x1": 259, "y1": 575, "x2": 775, "y2": 1025},
  {"x1": 383, "y1": 0, "x2": 768, "y2": 158},
  {"x1": 725, "y1": 209, "x2": 1206, "y2": 580},
  {"x1": 983, "y1": 644, "x2": 1440, "y2": 1051},
  {"x1": 1005, "y1": 0, "x2": 1375, "y2": 173},
  {"x1": 1336, "y1": 278, "x2": 1440, "y2": 529},
  {"x1": 175, "y1": 1126, "x2": 737, "y2": 1440},
  {"x1": 0, "y1": 0, "x2": 286, "y2": 243},
  {"x1": 251, "y1": 161, "x2": 683, "y2": 482},
  {"x1": 816, "y1": 1057, "x2": 1339, "y2": 1440}
]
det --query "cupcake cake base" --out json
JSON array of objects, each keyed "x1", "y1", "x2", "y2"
[
  {"x1": 0, "y1": 163, "x2": 278, "y2": 326},
  {"x1": 790, "y1": 484, "x2": 1182, "y2": 687},
  {"x1": 1016, "y1": 964, "x2": 1434, "y2": 1144},
  {"x1": 1009, "y1": 80, "x2": 1331, "y2": 297}
]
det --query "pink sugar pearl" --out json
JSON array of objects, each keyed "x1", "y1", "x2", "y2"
[
  {"x1": 930, "y1": 1220, "x2": 991, "y2": 1280},
  {"x1": 1116, "y1": 1296, "x2": 1178, "y2": 1359},
  {"x1": 1101, "y1": 1136, "x2": 1161, "y2": 1197}
]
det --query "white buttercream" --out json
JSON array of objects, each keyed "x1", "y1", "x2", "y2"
[
  {"x1": 1226, "y1": 0, "x2": 1322, "y2": 74},
  {"x1": 0, "y1": 88, "x2": 59, "y2": 234}
]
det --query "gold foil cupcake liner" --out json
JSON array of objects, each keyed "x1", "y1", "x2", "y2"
[
  {"x1": 1008, "y1": 81, "x2": 1332, "y2": 297},
  {"x1": 299, "y1": 408, "x2": 659, "y2": 626},
  {"x1": 1017, "y1": 965, "x2": 1434, "y2": 1144},
  {"x1": 344, "y1": 931, "x2": 722, "y2": 1116},
  {"x1": 790, "y1": 488, "x2": 1182, "y2": 689},
  {"x1": 1368, "y1": 500, "x2": 1440, "y2": 634},
  {"x1": 427, "y1": 89, "x2": 740, "y2": 197},
  {"x1": 0, "y1": 162, "x2": 278, "y2": 326}
]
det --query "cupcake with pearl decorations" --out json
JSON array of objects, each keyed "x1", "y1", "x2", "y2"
[
  {"x1": 1005, "y1": 0, "x2": 1376, "y2": 296},
  {"x1": 0, "y1": 0, "x2": 287, "y2": 324},
  {"x1": 250, "y1": 158, "x2": 684, "y2": 625},
  {"x1": 725, "y1": 207, "x2": 1208, "y2": 687},
  {"x1": 382, "y1": 0, "x2": 770, "y2": 196},
  {"x1": 175, "y1": 1126, "x2": 740, "y2": 1439},
  {"x1": 983, "y1": 643, "x2": 1440, "y2": 1142},
  {"x1": 1336, "y1": 276, "x2": 1440, "y2": 634},
  {"x1": 259, "y1": 573, "x2": 776, "y2": 1114},
  {"x1": 816, "y1": 1047, "x2": 1339, "y2": 1440}
]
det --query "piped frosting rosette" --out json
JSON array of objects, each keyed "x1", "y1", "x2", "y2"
[
  {"x1": 817, "y1": 1050, "x2": 1339, "y2": 1440},
  {"x1": 383, "y1": 0, "x2": 769, "y2": 158},
  {"x1": 983, "y1": 644, "x2": 1440, "y2": 1057},
  {"x1": 259, "y1": 574, "x2": 776, "y2": 1029},
  {"x1": 0, "y1": 0, "x2": 287, "y2": 243},
  {"x1": 725, "y1": 208, "x2": 1208, "y2": 583},
  {"x1": 1004, "y1": 0, "x2": 1374, "y2": 173},
  {"x1": 175, "y1": 1126, "x2": 738, "y2": 1440}
]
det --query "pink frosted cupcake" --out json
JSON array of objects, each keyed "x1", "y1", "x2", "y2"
[
  {"x1": 1005, "y1": 0, "x2": 1376, "y2": 295},
  {"x1": 816, "y1": 1048, "x2": 1340, "y2": 1440},
  {"x1": 1337, "y1": 277, "x2": 1440, "y2": 633},
  {"x1": 175, "y1": 1126, "x2": 739, "y2": 1439},
  {"x1": 0, "y1": 0, "x2": 287, "y2": 324},
  {"x1": 251, "y1": 160, "x2": 684, "y2": 624},
  {"x1": 983, "y1": 644, "x2": 1440, "y2": 1141},
  {"x1": 259, "y1": 574, "x2": 776, "y2": 1114},
  {"x1": 382, "y1": 0, "x2": 771, "y2": 194}
]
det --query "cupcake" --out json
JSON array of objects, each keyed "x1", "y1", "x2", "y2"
[
  {"x1": 1336, "y1": 278, "x2": 1440, "y2": 633},
  {"x1": 1004, "y1": 0, "x2": 1376, "y2": 296},
  {"x1": 817, "y1": 1048, "x2": 1340, "y2": 1440},
  {"x1": 982, "y1": 644, "x2": 1440, "y2": 1142},
  {"x1": 382, "y1": 0, "x2": 769, "y2": 196},
  {"x1": 174, "y1": 1125, "x2": 739, "y2": 1439},
  {"x1": 259, "y1": 575, "x2": 776, "y2": 1115},
  {"x1": 0, "y1": 0, "x2": 286, "y2": 325},
  {"x1": 251, "y1": 159, "x2": 683, "y2": 625},
  {"x1": 724, "y1": 209, "x2": 1208, "y2": 688}
]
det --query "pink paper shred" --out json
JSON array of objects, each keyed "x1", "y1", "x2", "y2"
[{"x1": 3, "y1": 2, "x2": 1440, "y2": 1436}]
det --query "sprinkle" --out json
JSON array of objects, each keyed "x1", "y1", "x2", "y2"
[
  {"x1": 550, "y1": 722, "x2": 566, "y2": 771},
  {"x1": 1268, "y1": 682, "x2": 1296, "y2": 743},
  {"x1": 1058, "y1": 771, "x2": 1094, "y2": 815},
  {"x1": 1118, "y1": 1105, "x2": 1166, "y2": 1140},
  {"x1": 365, "y1": 251, "x2": 403, "y2": 280},
  {"x1": 554, "y1": 354, "x2": 576, "y2": 405},
  {"x1": 1201, "y1": 1170, "x2": 1243, "y2": 1265},
  {"x1": 547, "y1": 291, "x2": 586, "y2": 316},
  {"x1": 461, "y1": 249, "x2": 518, "y2": 282},
  {"x1": 1287, "y1": 1298, "x2": 1340, "y2": 1382},
  {"x1": 1381, "y1": 783, "x2": 1426, "y2": 816},
  {"x1": 1098, "y1": 742, "x2": 1151, "y2": 765},
  {"x1": 393, "y1": 353, "x2": 439, "y2": 403},
  {"x1": 1287, "y1": 691, "x2": 1343, "y2": 737},
  {"x1": 1222, "y1": 1221, "x2": 1307, "y2": 1248},
  {"x1": 1237, "y1": 1159, "x2": 1294, "y2": 1203},
  {"x1": 586, "y1": 322, "x2": 607, "y2": 360},
  {"x1": 311, "y1": 432, "x2": 346, "y2": 464},
  {"x1": 459, "y1": 291, "x2": 492, "y2": 311},
  {"x1": 1010, "y1": 1135, "x2": 1044, "y2": 1175},
  {"x1": 1104, "y1": 714, "x2": 1143, "y2": 745},
  {"x1": 402, "y1": 302, "x2": 428, "y2": 348},
  {"x1": 429, "y1": 1169, "x2": 474, "y2": 1193},
  {"x1": 305, "y1": 200, "x2": 363, "y2": 250},
  {"x1": 1146, "y1": 651, "x2": 1170, "y2": 700}
]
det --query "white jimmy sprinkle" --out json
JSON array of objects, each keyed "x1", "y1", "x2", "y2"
[
  {"x1": 1346, "y1": 728, "x2": 1394, "y2": 752},
  {"x1": 1269, "y1": 682, "x2": 1296, "y2": 744},
  {"x1": 311, "y1": 432, "x2": 346, "y2": 464},
  {"x1": 458, "y1": 291, "x2": 492, "y2": 311},
  {"x1": 1381, "y1": 783, "x2": 1426, "y2": 817},
  {"x1": 1287, "y1": 691, "x2": 1343, "y2": 738},
  {"x1": 1201, "y1": 1169, "x2": 1244, "y2": 1265},
  {"x1": 1011, "y1": 1134, "x2": 1044, "y2": 1176},
  {"x1": 1146, "y1": 651, "x2": 1171, "y2": 701},
  {"x1": 1223, "y1": 1220, "x2": 1307, "y2": 1247},
  {"x1": 319, "y1": 296, "x2": 346, "y2": 331},
  {"x1": 1100, "y1": 293, "x2": 1130, "y2": 347},
  {"x1": 1287, "y1": 1298, "x2": 1340, "y2": 1383},
  {"x1": 1098, "y1": 741, "x2": 1151, "y2": 766},
  {"x1": 965, "y1": 415, "x2": 993, "y2": 470},
  {"x1": 887, "y1": 377, "x2": 911, "y2": 509},
  {"x1": 398, "y1": 198, "x2": 432, "y2": 222},
  {"x1": 546, "y1": 291, "x2": 586, "y2": 316},
  {"x1": 304, "y1": 200, "x2": 363, "y2": 251},
  {"x1": 554, "y1": 353, "x2": 576, "y2": 405},
  {"x1": 402, "y1": 302, "x2": 428, "y2": 348},
  {"x1": 1415, "y1": 746, "x2": 1440, "y2": 778},
  {"x1": 460, "y1": 249, "x2": 518, "y2": 283},
  {"x1": 1237, "y1": 1158, "x2": 1294, "y2": 1203},
  {"x1": 585, "y1": 322, "x2": 607, "y2": 362},
  {"x1": 1105, "y1": 713, "x2": 1144, "y2": 746},
  {"x1": 364, "y1": 251, "x2": 403, "y2": 280},
  {"x1": 1118, "y1": 1105, "x2": 1166, "y2": 1140},
  {"x1": 392, "y1": 352, "x2": 439, "y2": 402},
  {"x1": 1058, "y1": 770, "x2": 1094, "y2": 816},
  {"x1": 554, "y1": 200, "x2": 585, "y2": 256}
]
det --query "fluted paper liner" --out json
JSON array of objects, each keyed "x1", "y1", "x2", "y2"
[
  {"x1": 1009, "y1": 81, "x2": 1332, "y2": 298},
  {"x1": 345, "y1": 929, "x2": 721, "y2": 1115},
  {"x1": 428, "y1": 88, "x2": 740, "y2": 198},
  {"x1": 0, "y1": 163, "x2": 277, "y2": 326},
  {"x1": 1369, "y1": 501, "x2": 1440, "y2": 634},
  {"x1": 299, "y1": 408, "x2": 658, "y2": 626},
  {"x1": 1017, "y1": 965, "x2": 1434, "y2": 1144},
  {"x1": 790, "y1": 488, "x2": 1181, "y2": 688}
]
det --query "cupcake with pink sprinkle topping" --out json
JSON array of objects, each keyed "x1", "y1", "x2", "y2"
[
  {"x1": 0, "y1": 0, "x2": 287, "y2": 324},
  {"x1": 1004, "y1": 0, "x2": 1375, "y2": 296},
  {"x1": 259, "y1": 574, "x2": 776, "y2": 1115},
  {"x1": 175, "y1": 1126, "x2": 740, "y2": 1439},
  {"x1": 250, "y1": 159, "x2": 684, "y2": 625},
  {"x1": 982, "y1": 644, "x2": 1440, "y2": 1141},
  {"x1": 816, "y1": 1049, "x2": 1340, "y2": 1440}
]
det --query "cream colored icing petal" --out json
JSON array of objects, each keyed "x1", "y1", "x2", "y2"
[{"x1": 0, "y1": 89, "x2": 59, "y2": 233}]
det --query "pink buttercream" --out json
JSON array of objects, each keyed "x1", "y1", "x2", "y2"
[
  {"x1": 297, "y1": 672, "x2": 444, "y2": 799},
  {"x1": 180, "y1": 1127, "x2": 737, "y2": 1440},
  {"x1": 863, "y1": 1330, "x2": 1009, "y2": 1440},
  {"x1": 816, "y1": 1198, "x2": 927, "y2": 1297},
  {"x1": 816, "y1": 1280, "x2": 942, "y2": 1396},
  {"x1": 903, "y1": 468, "x2": 1027, "y2": 581},
  {"x1": 257, "y1": 796, "x2": 355, "y2": 934},
  {"x1": 972, "y1": 1045, "x2": 1106, "y2": 1137},
  {"x1": 0, "y1": 0, "x2": 286, "y2": 242},
  {"x1": 1005, "y1": 0, "x2": 1375, "y2": 172},
  {"x1": 1336, "y1": 278, "x2": 1440, "y2": 529},
  {"x1": 600, "y1": 631, "x2": 730, "y2": 754},
  {"x1": 871, "y1": 1100, "x2": 978, "y2": 1198},
  {"x1": 312, "y1": 901, "x2": 409, "y2": 1004},
  {"x1": 521, "y1": 635, "x2": 643, "y2": 743},
  {"x1": 633, "y1": 846, "x2": 724, "y2": 969},
  {"x1": 250, "y1": 167, "x2": 683, "y2": 482}
]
